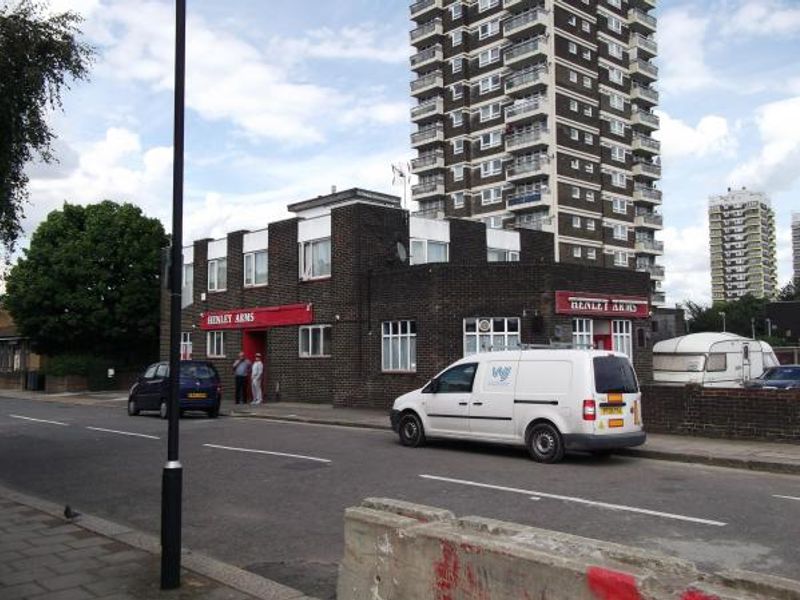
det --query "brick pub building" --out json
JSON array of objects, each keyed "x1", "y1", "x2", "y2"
[{"x1": 161, "y1": 188, "x2": 653, "y2": 408}]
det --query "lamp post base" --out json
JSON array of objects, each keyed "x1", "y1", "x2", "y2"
[{"x1": 160, "y1": 461, "x2": 183, "y2": 589}]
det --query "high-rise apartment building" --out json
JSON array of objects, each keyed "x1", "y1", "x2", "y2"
[
  {"x1": 709, "y1": 188, "x2": 777, "y2": 302},
  {"x1": 409, "y1": 0, "x2": 664, "y2": 304},
  {"x1": 793, "y1": 212, "x2": 800, "y2": 288}
]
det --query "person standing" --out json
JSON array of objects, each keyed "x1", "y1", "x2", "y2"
[
  {"x1": 250, "y1": 353, "x2": 264, "y2": 405},
  {"x1": 232, "y1": 352, "x2": 251, "y2": 405}
]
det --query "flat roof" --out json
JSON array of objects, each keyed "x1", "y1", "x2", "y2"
[{"x1": 287, "y1": 188, "x2": 401, "y2": 213}]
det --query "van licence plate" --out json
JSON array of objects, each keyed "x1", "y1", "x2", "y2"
[
  {"x1": 600, "y1": 406, "x2": 623, "y2": 416},
  {"x1": 608, "y1": 418, "x2": 625, "y2": 428},
  {"x1": 187, "y1": 392, "x2": 207, "y2": 399}
]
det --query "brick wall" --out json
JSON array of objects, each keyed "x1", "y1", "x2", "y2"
[{"x1": 641, "y1": 385, "x2": 800, "y2": 441}]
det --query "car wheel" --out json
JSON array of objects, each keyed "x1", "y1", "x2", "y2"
[
  {"x1": 127, "y1": 398, "x2": 140, "y2": 416},
  {"x1": 398, "y1": 412, "x2": 425, "y2": 447},
  {"x1": 527, "y1": 422, "x2": 564, "y2": 463},
  {"x1": 159, "y1": 399, "x2": 168, "y2": 420},
  {"x1": 208, "y1": 401, "x2": 220, "y2": 419}
]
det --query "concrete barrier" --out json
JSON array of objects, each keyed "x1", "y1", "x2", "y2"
[{"x1": 337, "y1": 498, "x2": 800, "y2": 600}]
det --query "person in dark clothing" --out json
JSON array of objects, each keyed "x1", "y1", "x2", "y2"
[{"x1": 232, "y1": 352, "x2": 252, "y2": 404}]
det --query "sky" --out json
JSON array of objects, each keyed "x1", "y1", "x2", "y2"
[{"x1": 13, "y1": 0, "x2": 800, "y2": 306}]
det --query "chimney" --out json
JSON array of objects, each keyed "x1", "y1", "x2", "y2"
[{"x1": 331, "y1": 185, "x2": 337, "y2": 194}]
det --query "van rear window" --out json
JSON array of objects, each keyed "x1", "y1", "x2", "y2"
[
  {"x1": 180, "y1": 364, "x2": 217, "y2": 380},
  {"x1": 593, "y1": 356, "x2": 638, "y2": 394}
]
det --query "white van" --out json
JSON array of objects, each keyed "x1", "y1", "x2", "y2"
[
  {"x1": 653, "y1": 332, "x2": 779, "y2": 387},
  {"x1": 389, "y1": 349, "x2": 645, "y2": 463}
]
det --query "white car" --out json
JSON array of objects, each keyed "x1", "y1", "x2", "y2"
[{"x1": 390, "y1": 349, "x2": 645, "y2": 463}]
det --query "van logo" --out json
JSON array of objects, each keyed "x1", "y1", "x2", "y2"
[{"x1": 492, "y1": 366, "x2": 512, "y2": 382}]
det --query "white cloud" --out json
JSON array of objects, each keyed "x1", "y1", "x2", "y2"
[
  {"x1": 269, "y1": 25, "x2": 409, "y2": 65},
  {"x1": 661, "y1": 222, "x2": 713, "y2": 306},
  {"x1": 655, "y1": 111, "x2": 737, "y2": 161},
  {"x1": 657, "y1": 9, "x2": 716, "y2": 93},
  {"x1": 721, "y1": 0, "x2": 800, "y2": 36},
  {"x1": 727, "y1": 96, "x2": 800, "y2": 192},
  {"x1": 25, "y1": 128, "x2": 173, "y2": 235}
]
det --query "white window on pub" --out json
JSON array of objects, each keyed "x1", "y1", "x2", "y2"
[
  {"x1": 487, "y1": 248, "x2": 520, "y2": 262},
  {"x1": 572, "y1": 318, "x2": 593, "y2": 349},
  {"x1": 463, "y1": 317, "x2": 520, "y2": 355},
  {"x1": 382, "y1": 320, "x2": 417, "y2": 372},
  {"x1": 207, "y1": 258, "x2": 227, "y2": 292},
  {"x1": 180, "y1": 332, "x2": 192, "y2": 360},
  {"x1": 206, "y1": 331, "x2": 225, "y2": 358},
  {"x1": 612, "y1": 320, "x2": 633, "y2": 357},
  {"x1": 410, "y1": 239, "x2": 449, "y2": 264},
  {"x1": 299, "y1": 325, "x2": 332, "y2": 358},
  {"x1": 243, "y1": 250, "x2": 268, "y2": 287},
  {"x1": 300, "y1": 238, "x2": 331, "y2": 280}
]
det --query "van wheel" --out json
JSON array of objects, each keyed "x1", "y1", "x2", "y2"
[
  {"x1": 398, "y1": 413, "x2": 425, "y2": 447},
  {"x1": 527, "y1": 423, "x2": 564, "y2": 463},
  {"x1": 159, "y1": 400, "x2": 168, "y2": 420}
]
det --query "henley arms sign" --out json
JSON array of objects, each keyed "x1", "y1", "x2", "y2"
[{"x1": 555, "y1": 291, "x2": 650, "y2": 319}]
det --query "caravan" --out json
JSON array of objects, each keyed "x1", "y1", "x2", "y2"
[{"x1": 653, "y1": 332, "x2": 779, "y2": 387}]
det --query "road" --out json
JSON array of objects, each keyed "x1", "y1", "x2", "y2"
[{"x1": 1, "y1": 396, "x2": 799, "y2": 599}]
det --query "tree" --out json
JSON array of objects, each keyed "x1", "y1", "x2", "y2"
[
  {"x1": 777, "y1": 281, "x2": 798, "y2": 301},
  {"x1": 4, "y1": 201, "x2": 168, "y2": 363},
  {"x1": 0, "y1": 1, "x2": 93, "y2": 251}
]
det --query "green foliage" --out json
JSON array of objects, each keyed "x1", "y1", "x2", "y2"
[
  {"x1": 777, "y1": 281, "x2": 798, "y2": 301},
  {"x1": 4, "y1": 201, "x2": 168, "y2": 363},
  {"x1": 684, "y1": 293, "x2": 790, "y2": 343},
  {"x1": 0, "y1": 1, "x2": 94, "y2": 251},
  {"x1": 43, "y1": 353, "x2": 103, "y2": 377}
]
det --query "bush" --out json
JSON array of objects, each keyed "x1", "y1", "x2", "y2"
[{"x1": 43, "y1": 354, "x2": 141, "y2": 390}]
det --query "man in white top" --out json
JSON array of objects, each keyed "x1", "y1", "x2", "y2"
[{"x1": 250, "y1": 353, "x2": 264, "y2": 405}]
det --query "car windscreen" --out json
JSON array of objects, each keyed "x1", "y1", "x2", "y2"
[
  {"x1": 762, "y1": 367, "x2": 800, "y2": 381},
  {"x1": 653, "y1": 353, "x2": 706, "y2": 372},
  {"x1": 179, "y1": 364, "x2": 217, "y2": 380},
  {"x1": 594, "y1": 356, "x2": 638, "y2": 394}
]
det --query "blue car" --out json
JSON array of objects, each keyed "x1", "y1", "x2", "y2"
[{"x1": 128, "y1": 360, "x2": 222, "y2": 418}]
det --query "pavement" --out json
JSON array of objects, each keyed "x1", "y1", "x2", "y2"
[
  {"x1": 0, "y1": 484, "x2": 316, "y2": 600},
  {"x1": 2, "y1": 388, "x2": 799, "y2": 476}
]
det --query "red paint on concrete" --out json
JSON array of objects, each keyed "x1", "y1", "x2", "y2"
[
  {"x1": 587, "y1": 566, "x2": 643, "y2": 600},
  {"x1": 433, "y1": 541, "x2": 460, "y2": 600},
  {"x1": 682, "y1": 592, "x2": 720, "y2": 600}
]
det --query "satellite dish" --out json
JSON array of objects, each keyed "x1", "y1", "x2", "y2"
[{"x1": 396, "y1": 241, "x2": 408, "y2": 263}]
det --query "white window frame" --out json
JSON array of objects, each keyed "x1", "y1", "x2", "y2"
[
  {"x1": 451, "y1": 83, "x2": 463, "y2": 100},
  {"x1": 572, "y1": 216, "x2": 582, "y2": 228},
  {"x1": 583, "y1": 75, "x2": 592, "y2": 89},
  {"x1": 608, "y1": 15, "x2": 623, "y2": 33},
  {"x1": 611, "y1": 171, "x2": 627, "y2": 187},
  {"x1": 452, "y1": 192, "x2": 465, "y2": 208},
  {"x1": 584, "y1": 105, "x2": 593, "y2": 117},
  {"x1": 586, "y1": 191, "x2": 596, "y2": 202},
  {"x1": 582, "y1": 21, "x2": 591, "y2": 33},
  {"x1": 612, "y1": 320, "x2": 633, "y2": 358},
  {"x1": 452, "y1": 164, "x2": 465, "y2": 181},
  {"x1": 609, "y1": 67, "x2": 624, "y2": 84},
  {"x1": 299, "y1": 237, "x2": 332, "y2": 280},
  {"x1": 451, "y1": 29, "x2": 463, "y2": 46},
  {"x1": 570, "y1": 128, "x2": 580, "y2": 141},
  {"x1": 614, "y1": 250, "x2": 628, "y2": 266},
  {"x1": 586, "y1": 219, "x2": 596, "y2": 231},
  {"x1": 243, "y1": 250, "x2": 268, "y2": 287},
  {"x1": 180, "y1": 332, "x2": 192, "y2": 360},
  {"x1": 207, "y1": 258, "x2": 227, "y2": 292},
  {"x1": 612, "y1": 197, "x2": 627, "y2": 214},
  {"x1": 569, "y1": 70, "x2": 578, "y2": 83},
  {"x1": 610, "y1": 119, "x2": 625, "y2": 135},
  {"x1": 569, "y1": 41, "x2": 577, "y2": 54},
  {"x1": 478, "y1": 19, "x2": 500, "y2": 40},
  {"x1": 584, "y1": 133, "x2": 594, "y2": 145},
  {"x1": 479, "y1": 102, "x2": 501, "y2": 122},
  {"x1": 478, "y1": 0, "x2": 499, "y2": 11},
  {"x1": 451, "y1": 57, "x2": 463, "y2": 73},
  {"x1": 582, "y1": 48, "x2": 592, "y2": 60},
  {"x1": 206, "y1": 331, "x2": 225, "y2": 358},
  {"x1": 453, "y1": 138, "x2": 465, "y2": 154},
  {"x1": 410, "y1": 238, "x2": 449, "y2": 264},
  {"x1": 382, "y1": 320, "x2": 417, "y2": 372},
  {"x1": 481, "y1": 159, "x2": 502, "y2": 177},
  {"x1": 479, "y1": 74, "x2": 501, "y2": 94},
  {"x1": 613, "y1": 224, "x2": 628, "y2": 240},
  {"x1": 463, "y1": 317, "x2": 521, "y2": 356},
  {"x1": 299, "y1": 325, "x2": 332, "y2": 358},
  {"x1": 481, "y1": 187, "x2": 503, "y2": 205},
  {"x1": 587, "y1": 248, "x2": 597, "y2": 260},
  {"x1": 568, "y1": 15, "x2": 577, "y2": 26},
  {"x1": 585, "y1": 163, "x2": 594, "y2": 173},
  {"x1": 570, "y1": 99, "x2": 579, "y2": 112},
  {"x1": 479, "y1": 47, "x2": 500, "y2": 67},
  {"x1": 573, "y1": 246, "x2": 582, "y2": 258},
  {"x1": 450, "y1": 3, "x2": 463, "y2": 19},
  {"x1": 451, "y1": 111, "x2": 464, "y2": 127},
  {"x1": 611, "y1": 145, "x2": 626, "y2": 162},
  {"x1": 573, "y1": 318, "x2": 593, "y2": 349},
  {"x1": 608, "y1": 41, "x2": 624, "y2": 59},
  {"x1": 480, "y1": 130, "x2": 502, "y2": 149},
  {"x1": 571, "y1": 158, "x2": 580, "y2": 170},
  {"x1": 572, "y1": 186, "x2": 581, "y2": 199}
]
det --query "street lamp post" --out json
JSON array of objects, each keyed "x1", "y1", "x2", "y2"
[
  {"x1": 766, "y1": 318, "x2": 772, "y2": 338},
  {"x1": 720, "y1": 311, "x2": 726, "y2": 333},
  {"x1": 161, "y1": 0, "x2": 186, "y2": 590}
]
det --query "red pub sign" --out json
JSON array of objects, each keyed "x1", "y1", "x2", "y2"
[
  {"x1": 555, "y1": 291, "x2": 649, "y2": 319},
  {"x1": 199, "y1": 304, "x2": 314, "y2": 330}
]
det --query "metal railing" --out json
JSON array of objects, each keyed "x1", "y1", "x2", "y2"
[
  {"x1": 411, "y1": 18, "x2": 441, "y2": 42},
  {"x1": 411, "y1": 70, "x2": 443, "y2": 92},
  {"x1": 504, "y1": 8, "x2": 547, "y2": 34},
  {"x1": 410, "y1": 44, "x2": 442, "y2": 67},
  {"x1": 505, "y1": 129, "x2": 547, "y2": 149},
  {"x1": 505, "y1": 67, "x2": 547, "y2": 92},
  {"x1": 504, "y1": 37, "x2": 544, "y2": 62},
  {"x1": 505, "y1": 97, "x2": 546, "y2": 119}
]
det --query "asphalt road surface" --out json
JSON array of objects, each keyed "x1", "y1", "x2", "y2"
[{"x1": 1, "y1": 396, "x2": 799, "y2": 599}]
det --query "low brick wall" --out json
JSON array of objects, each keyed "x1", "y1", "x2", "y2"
[
  {"x1": 0, "y1": 372, "x2": 24, "y2": 389},
  {"x1": 642, "y1": 385, "x2": 800, "y2": 442},
  {"x1": 45, "y1": 375, "x2": 88, "y2": 394}
]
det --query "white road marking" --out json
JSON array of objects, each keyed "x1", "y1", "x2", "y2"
[
  {"x1": 203, "y1": 443, "x2": 331, "y2": 464},
  {"x1": 774, "y1": 494, "x2": 800, "y2": 502},
  {"x1": 86, "y1": 427, "x2": 160, "y2": 440},
  {"x1": 9, "y1": 414, "x2": 69, "y2": 426},
  {"x1": 420, "y1": 474, "x2": 727, "y2": 527}
]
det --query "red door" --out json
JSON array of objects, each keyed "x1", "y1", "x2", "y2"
[{"x1": 242, "y1": 330, "x2": 266, "y2": 402}]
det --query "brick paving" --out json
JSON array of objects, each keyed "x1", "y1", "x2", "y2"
[{"x1": 0, "y1": 499, "x2": 254, "y2": 600}]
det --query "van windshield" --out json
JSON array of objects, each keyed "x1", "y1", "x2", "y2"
[
  {"x1": 593, "y1": 356, "x2": 638, "y2": 394},
  {"x1": 653, "y1": 353, "x2": 706, "y2": 372}
]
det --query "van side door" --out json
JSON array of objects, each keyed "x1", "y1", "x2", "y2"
[
  {"x1": 423, "y1": 363, "x2": 477, "y2": 436},
  {"x1": 469, "y1": 360, "x2": 516, "y2": 439}
]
